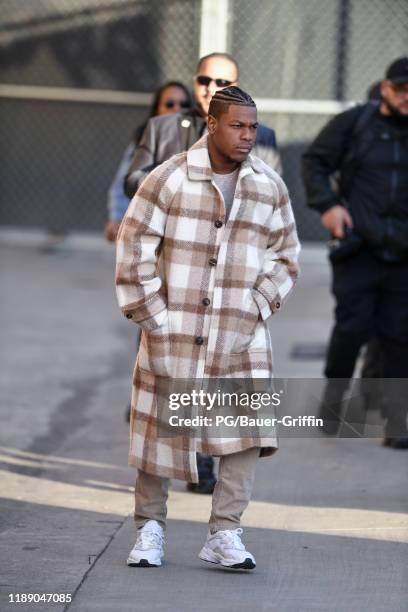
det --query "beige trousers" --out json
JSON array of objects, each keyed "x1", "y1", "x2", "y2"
[{"x1": 134, "y1": 447, "x2": 260, "y2": 533}]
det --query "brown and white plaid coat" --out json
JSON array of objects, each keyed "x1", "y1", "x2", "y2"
[{"x1": 116, "y1": 134, "x2": 300, "y2": 482}]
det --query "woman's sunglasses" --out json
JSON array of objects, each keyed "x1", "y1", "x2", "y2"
[
  {"x1": 195, "y1": 75, "x2": 234, "y2": 88},
  {"x1": 164, "y1": 100, "x2": 191, "y2": 109}
]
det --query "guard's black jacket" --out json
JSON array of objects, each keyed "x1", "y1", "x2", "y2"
[{"x1": 302, "y1": 104, "x2": 408, "y2": 261}]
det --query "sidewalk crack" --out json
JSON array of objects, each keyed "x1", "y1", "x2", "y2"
[{"x1": 64, "y1": 514, "x2": 131, "y2": 611}]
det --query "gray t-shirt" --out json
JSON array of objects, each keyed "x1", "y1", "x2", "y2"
[{"x1": 212, "y1": 167, "x2": 240, "y2": 220}]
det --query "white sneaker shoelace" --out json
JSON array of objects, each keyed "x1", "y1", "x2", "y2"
[
  {"x1": 135, "y1": 528, "x2": 164, "y2": 551},
  {"x1": 216, "y1": 528, "x2": 245, "y2": 550}
]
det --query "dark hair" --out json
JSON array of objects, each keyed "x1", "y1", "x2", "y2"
[
  {"x1": 149, "y1": 80, "x2": 192, "y2": 118},
  {"x1": 196, "y1": 53, "x2": 239, "y2": 78},
  {"x1": 133, "y1": 81, "x2": 192, "y2": 144},
  {"x1": 208, "y1": 86, "x2": 256, "y2": 119}
]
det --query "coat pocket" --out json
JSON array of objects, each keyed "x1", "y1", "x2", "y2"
[
  {"x1": 137, "y1": 311, "x2": 172, "y2": 377},
  {"x1": 231, "y1": 292, "x2": 261, "y2": 354}
]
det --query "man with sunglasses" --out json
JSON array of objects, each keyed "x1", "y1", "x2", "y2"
[
  {"x1": 302, "y1": 57, "x2": 408, "y2": 449},
  {"x1": 124, "y1": 52, "x2": 281, "y2": 198},
  {"x1": 123, "y1": 53, "x2": 282, "y2": 494}
]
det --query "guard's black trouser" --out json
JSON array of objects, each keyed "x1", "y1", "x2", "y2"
[{"x1": 324, "y1": 248, "x2": 408, "y2": 434}]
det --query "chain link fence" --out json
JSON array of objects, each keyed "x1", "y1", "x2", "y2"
[
  {"x1": 0, "y1": 0, "x2": 200, "y2": 89},
  {"x1": 230, "y1": 0, "x2": 408, "y2": 239},
  {"x1": 1, "y1": 0, "x2": 407, "y2": 240}
]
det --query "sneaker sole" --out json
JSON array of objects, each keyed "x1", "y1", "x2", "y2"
[
  {"x1": 230, "y1": 559, "x2": 256, "y2": 570},
  {"x1": 127, "y1": 558, "x2": 161, "y2": 567},
  {"x1": 199, "y1": 547, "x2": 255, "y2": 570}
]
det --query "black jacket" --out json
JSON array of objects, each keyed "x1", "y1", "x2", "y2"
[
  {"x1": 302, "y1": 104, "x2": 408, "y2": 260},
  {"x1": 124, "y1": 109, "x2": 282, "y2": 198}
]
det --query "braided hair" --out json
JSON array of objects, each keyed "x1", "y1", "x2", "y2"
[{"x1": 208, "y1": 86, "x2": 256, "y2": 119}]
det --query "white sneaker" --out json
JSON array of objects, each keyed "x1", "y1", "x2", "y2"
[
  {"x1": 127, "y1": 520, "x2": 165, "y2": 567},
  {"x1": 199, "y1": 528, "x2": 256, "y2": 570}
]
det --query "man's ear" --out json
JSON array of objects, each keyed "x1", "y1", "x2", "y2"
[{"x1": 207, "y1": 114, "x2": 217, "y2": 135}]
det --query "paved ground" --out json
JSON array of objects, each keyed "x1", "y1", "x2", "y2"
[{"x1": 0, "y1": 229, "x2": 407, "y2": 612}]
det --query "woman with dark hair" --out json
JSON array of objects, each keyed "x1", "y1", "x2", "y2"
[
  {"x1": 132, "y1": 81, "x2": 192, "y2": 146},
  {"x1": 150, "y1": 81, "x2": 192, "y2": 118},
  {"x1": 105, "y1": 81, "x2": 192, "y2": 242},
  {"x1": 104, "y1": 81, "x2": 191, "y2": 425}
]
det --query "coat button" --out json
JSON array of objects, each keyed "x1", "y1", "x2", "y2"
[
  {"x1": 195, "y1": 336, "x2": 204, "y2": 345},
  {"x1": 126, "y1": 313, "x2": 133, "y2": 319},
  {"x1": 209, "y1": 257, "x2": 217, "y2": 266},
  {"x1": 202, "y1": 298, "x2": 210, "y2": 306},
  {"x1": 214, "y1": 220, "x2": 223, "y2": 228}
]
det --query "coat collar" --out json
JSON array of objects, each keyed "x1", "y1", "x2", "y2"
[{"x1": 186, "y1": 134, "x2": 264, "y2": 182}]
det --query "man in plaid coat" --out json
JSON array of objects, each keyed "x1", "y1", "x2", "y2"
[{"x1": 116, "y1": 87, "x2": 300, "y2": 570}]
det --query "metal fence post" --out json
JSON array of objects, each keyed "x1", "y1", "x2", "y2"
[{"x1": 199, "y1": 0, "x2": 230, "y2": 56}]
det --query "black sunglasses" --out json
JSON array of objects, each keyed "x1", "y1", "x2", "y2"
[
  {"x1": 164, "y1": 99, "x2": 190, "y2": 109},
  {"x1": 196, "y1": 75, "x2": 234, "y2": 88}
]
